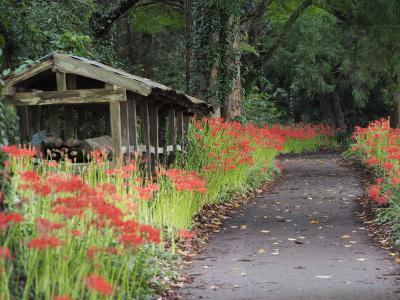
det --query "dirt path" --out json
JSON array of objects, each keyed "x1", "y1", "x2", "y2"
[{"x1": 180, "y1": 153, "x2": 400, "y2": 300}]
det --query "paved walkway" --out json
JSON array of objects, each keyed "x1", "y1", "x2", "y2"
[{"x1": 180, "y1": 153, "x2": 400, "y2": 300}]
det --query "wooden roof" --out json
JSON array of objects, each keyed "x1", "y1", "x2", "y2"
[{"x1": 2, "y1": 52, "x2": 213, "y2": 113}]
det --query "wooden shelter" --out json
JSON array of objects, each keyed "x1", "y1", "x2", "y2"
[{"x1": 2, "y1": 52, "x2": 212, "y2": 172}]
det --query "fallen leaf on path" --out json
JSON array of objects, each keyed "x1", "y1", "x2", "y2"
[
  {"x1": 260, "y1": 230, "x2": 270, "y2": 234},
  {"x1": 356, "y1": 258, "x2": 366, "y2": 261},
  {"x1": 258, "y1": 248, "x2": 266, "y2": 253},
  {"x1": 395, "y1": 258, "x2": 400, "y2": 264},
  {"x1": 241, "y1": 272, "x2": 247, "y2": 276},
  {"x1": 316, "y1": 275, "x2": 331, "y2": 279},
  {"x1": 341, "y1": 234, "x2": 351, "y2": 239},
  {"x1": 389, "y1": 252, "x2": 397, "y2": 257},
  {"x1": 288, "y1": 238, "x2": 296, "y2": 241},
  {"x1": 310, "y1": 218, "x2": 319, "y2": 224},
  {"x1": 240, "y1": 224, "x2": 247, "y2": 230},
  {"x1": 230, "y1": 225, "x2": 238, "y2": 229}
]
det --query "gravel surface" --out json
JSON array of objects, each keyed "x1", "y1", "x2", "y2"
[{"x1": 180, "y1": 153, "x2": 400, "y2": 300}]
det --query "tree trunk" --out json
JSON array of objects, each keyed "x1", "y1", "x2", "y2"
[
  {"x1": 184, "y1": 0, "x2": 192, "y2": 93},
  {"x1": 319, "y1": 97, "x2": 336, "y2": 127},
  {"x1": 390, "y1": 93, "x2": 400, "y2": 128},
  {"x1": 140, "y1": 33, "x2": 153, "y2": 78},
  {"x1": 224, "y1": 20, "x2": 241, "y2": 121},
  {"x1": 332, "y1": 97, "x2": 345, "y2": 129}
]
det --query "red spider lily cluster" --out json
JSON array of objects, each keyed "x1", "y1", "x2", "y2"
[
  {"x1": 0, "y1": 117, "x2": 336, "y2": 299},
  {"x1": 351, "y1": 118, "x2": 400, "y2": 205}
]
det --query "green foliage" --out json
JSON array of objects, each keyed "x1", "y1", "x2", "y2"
[
  {"x1": 241, "y1": 84, "x2": 287, "y2": 126},
  {"x1": 129, "y1": 5, "x2": 184, "y2": 34}
]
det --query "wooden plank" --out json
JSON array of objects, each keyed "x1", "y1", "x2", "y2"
[
  {"x1": 56, "y1": 71, "x2": 67, "y2": 91},
  {"x1": 30, "y1": 106, "x2": 41, "y2": 133},
  {"x1": 3, "y1": 59, "x2": 53, "y2": 92},
  {"x1": 120, "y1": 101, "x2": 130, "y2": 159},
  {"x1": 110, "y1": 101, "x2": 122, "y2": 164},
  {"x1": 176, "y1": 110, "x2": 184, "y2": 148},
  {"x1": 5, "y1": 89, "x2": 126, "y2": 106},
  {"x1": 17, "y1": 106, "x2": 30, "y2": 143},
  {"x1": 150, "y1": 106, "x2": 159, "y2": 166},
  {"x1": 140, "y1": 103, "x2": 151, "y2": 177},
  {"x1": 168, "y1": 108, "x2": 177, "y2": 152},
  {"x1": 49, "y1": 107, "x2": 59, "y2": 136},
  {"x1": 54, "y1": 53, "x2": 152, "y2": 97},
  {"x1": 127, "y1": 93, "x2": 138, "y2": 152}
]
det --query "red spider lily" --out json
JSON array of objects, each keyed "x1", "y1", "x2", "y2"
[
  {"x1": 136, "y1": 184, "x2": 158, "y2": 200},
  {"x1": 32, "y1": 182, "x2": 52, "y2": 197},
  {"x1": 19, "y1": 170, "x2": 40, "y2": 183},
  {"x1": 140, "y1": 224, "x2": 161, "y2": 243},
  {"x1": 383, "y1": 162, "x2": 394, "y2": 172},
  {"x1": 178, "y1": 229, "x2": 195, "y2": 239},
  {"x1": 119, "y1": 233, "x2": 144, "y2": 248},
  {"x1": 53, "y1": 295, "x2": 71, "y2": 300},
  {"x1": 1, "y1": 145, "x2": 36, "y2": 158},
  {"x1": 86, "y1": 273, "x2": 113, "y2": 296},
  {"x1": 97, "y1": 183, "x2": 117, "y2": 195},
  {"x1": 366, "y1": 157, "x2": 379, "y2": 166},
  {"x1": 164, "y1": 169, "x2": 206, "y2": 193},
  {"x1": 391, "y1": 178, "x2": 400, "y2": 185},
  {"x1": 0, "y1": 212, "x2": 24, "y2": 230},
  {"x1": 28, "y1": 235, "x2": 61, "y2": 250},
  {"x1": 70, "y1": 229, "x2": 82, "y2": 237},
  {"x1": 36, "y1": 218, "x2": 65, "y2": 233},
  {"x1": 376, "y1": 178, "x2": 383, "y2": 184},
  {"x1": 0, "y1": 247, "x2": 11, "y2": 259},
  {"x1": 52, "y1": 205, "x2": 83, "y2": 219},
  {"x1": 90, "y1": 149, "x2": 108, "y2": 163}
]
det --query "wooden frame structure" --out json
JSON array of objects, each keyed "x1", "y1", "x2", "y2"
[{"x1": 2, "y1": 52, "x2": 212, "y2": 173}]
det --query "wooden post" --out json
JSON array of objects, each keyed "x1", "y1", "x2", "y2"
[
  {"x1": 150, "y1": 106, "x2": 159, "y2": 167},
  {"x1": 176, "y1": 110, "x2": 184, "y2": 148},
  {"x1": 140, "y1": 103, "x2": 151, "y2": 177},
  {"x1": 17, "y1": 106, "x2": 30, "y2": 143},
  {"x1": 158, "y1": 107, "x2": 168, "y2": 163},
  {"x1": 56, "y1": 71, "x2": 67, "y2": 91},
  {"x1": 64, "y1": 73, "x2": 76, "y2": 138},
  {"x1": 183, "y1": 114, "x2": 191, "y2": 147},
  {"x1": 109, "y1": 101, "x2": 122, "y2": 164},
  {"x1": 120, "y1": 101, "x2": 129, "y2": 160},
  {"x1": 168, "y1": 108, "x2": 177, "y2": 152},
  {"x1": 127, "y1": 92, "x2": 138, "y2": 152}
]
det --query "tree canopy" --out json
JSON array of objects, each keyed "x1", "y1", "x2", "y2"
[{"x1": 1, "y1": 0, "x2": 400, "y2": 134}]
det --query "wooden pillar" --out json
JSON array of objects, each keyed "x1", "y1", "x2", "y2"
[
  {"x1": 65, "y1": 74, "x2": 77, "y2": 138},
  {"x1": 183, "y1": 114, "x2": 191, "y2": 146},
  {"x1": 17, "y1": 106, "x2": 30, "y2": 143},
  {"x1": 140, "y1": 102, "x2": 151, "y2": 177},
  {"x1": 56, "y1": 71, "x2": 67, "y2": 91},
  {"x1": 120, "y1": 101, "x2": 129, "y2": 160},
  {"x1": 110, "y1": 101, "x2": 122, "y2": 164},
  {"x1": 150, "y1": 106, "x2": 159, "y2": 166},
  {"x1": 168, "y1": 108, "x2": 177, "y2": 153},
  {"x1": 127, "y1": 93, "x2": 138, "y2": 152},
  {"x1": 176, "y1": 110, "x2": 184, "y2": 149},
  {"x1": 158, "y1": 107, "x2": 168, "y2": 163}
]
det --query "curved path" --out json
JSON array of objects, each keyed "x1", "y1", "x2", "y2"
[{"x1": 180, "y1": 153, "x2": 400, "y2": 300}]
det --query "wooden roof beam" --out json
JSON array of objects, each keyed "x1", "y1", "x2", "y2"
[{"x1": 4, "y1": 88, "x2": 126, "y2": 106}]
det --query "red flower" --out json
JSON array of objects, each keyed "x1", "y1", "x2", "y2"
[
  {"x1": 70, "y1": 229, "x2": 82, "y2": 237},
  {"x1": 36, "y1": 218, "x2": 65, "y2": 233},
  {"x1": 28, "y1": 235, "x2": 61, "y2": 250},
  {"x1": 86, "y1": 273, "x2": 113, "y2": 296},
  {"x1": 53, "y1": 296, "x2": 70, "y2": 300},
  {"x1": 0, "y1": 247, "x2": 11, "y2": 259},
  {"x1": 19, "y1": 170, "x2": 40, "y2": 183}
]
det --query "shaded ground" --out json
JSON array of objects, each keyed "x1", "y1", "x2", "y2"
[{"x1": 180, "y1": 153, "x2": 400, "y2": 300}]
